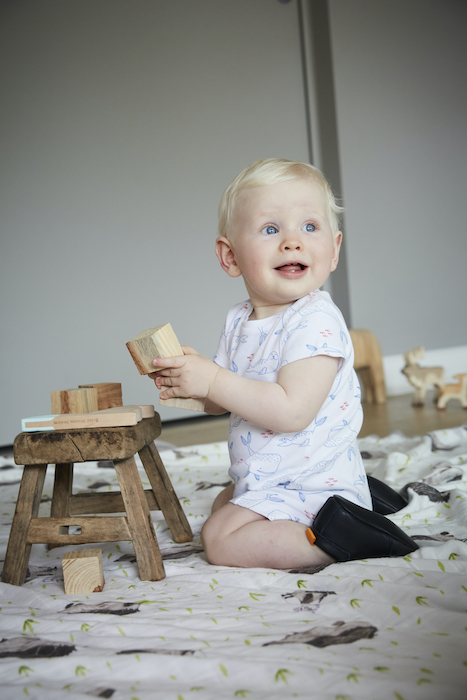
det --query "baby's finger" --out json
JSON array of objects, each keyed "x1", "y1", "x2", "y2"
[
  {"x1": 155, "y1": 368, "x2": 181, "y2": 380},
  {"x1": 158, "y1": 376, "x2": 176, "y2": 387},
  {"x1": 152, "y1": 355, "x2": 184, "y2": 369},
  {"x1": 160, "y1": 387, "x2": 183, "y2": 400},
  {"x1": 149, "y1": 368, "x2": 176, "y2": 380},
  {"x1": 181, "y1": 346, "x2": 199, "y2": 356}
]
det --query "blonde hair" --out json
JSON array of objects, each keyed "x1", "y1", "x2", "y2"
[{"x1": 218, "y1": 158, "x2": 343, "y2": 237}]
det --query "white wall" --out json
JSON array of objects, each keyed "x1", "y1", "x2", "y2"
[
  {"x1": 0, "y1": 0, "x2": 309, "y2": 445},
  {"x1": 328, "y1": 0, "x2": 467, "y2": 358}
]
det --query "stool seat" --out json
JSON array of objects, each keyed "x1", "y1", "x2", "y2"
[
  {"x1": 2, "y1": 415, "x2": 192, "y2": 586},
  {"x1": 13, "y1": 414, "x2": 161, "y2": 463}
]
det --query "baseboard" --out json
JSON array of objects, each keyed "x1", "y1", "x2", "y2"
[{"x1": 384, "y1": 345, "x2": 467, "y2": 397}]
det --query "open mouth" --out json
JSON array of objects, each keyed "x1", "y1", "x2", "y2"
[{"x1": 275, "y1": 262, "x2": 307, "y2": 272}]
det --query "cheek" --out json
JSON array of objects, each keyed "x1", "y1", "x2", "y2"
[
  {"x1": 239, "y1": 245, "x2": 263, "y2": 269},
  {"x1": 312, "y1": 240, "x2": 334, "y2": 262}
]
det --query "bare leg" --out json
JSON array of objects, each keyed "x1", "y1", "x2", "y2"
[
  {"x1": 201, "y1": 501, "x2": 334, "y2": 569},
  {"x1": 211, "y1": 483, "x2": 235, "y2": 514}
]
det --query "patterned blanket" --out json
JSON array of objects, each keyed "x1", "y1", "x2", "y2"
[{"x1": 1, "y1": 426, "x2": 466, "y2": 700}]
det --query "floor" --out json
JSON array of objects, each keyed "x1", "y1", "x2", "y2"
[{"x1": 160, "y1": 391, "x2": 466, "y2": 447}]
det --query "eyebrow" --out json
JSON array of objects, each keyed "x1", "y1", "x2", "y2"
[{"x1": 253, "y1": 208, "x2": 326, "y2": 222}]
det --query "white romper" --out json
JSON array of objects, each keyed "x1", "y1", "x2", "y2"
[{"x1": 214, "y1": 290, "x2": 372, "y2": 525}]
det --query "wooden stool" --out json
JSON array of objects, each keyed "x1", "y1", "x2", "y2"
[
  {"x1": 350, "y1": 329, "x2": 387, "y2": 404},
  {"x1": 1, "y1": 414, "x2": 192, "y2": 586}
]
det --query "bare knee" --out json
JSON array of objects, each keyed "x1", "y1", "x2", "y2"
[
  {"x1": 201, "y1": 502, "x2": 267, "y2": 567},
  {"x1": 200, "y1": 515, "x2": 224, "y2": 564},
  {"x1": 201, "y1": 502, "x2": 253, "y2": 565}
]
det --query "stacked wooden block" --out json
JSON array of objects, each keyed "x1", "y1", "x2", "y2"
[
  {"x1": 51, "y1": 382, "x2": 123, "y2": 414},
  {"x1": 22, "y1": 383, "x2": 155, "y2": 432}
]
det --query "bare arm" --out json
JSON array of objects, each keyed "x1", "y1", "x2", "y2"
[{"x1": 151, "y1": 350, "x2": 339, "y2": 433}]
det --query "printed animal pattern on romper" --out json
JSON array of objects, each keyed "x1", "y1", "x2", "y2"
[{"x1": 214, "y1": 290, "x2": 372, "y2": 524}]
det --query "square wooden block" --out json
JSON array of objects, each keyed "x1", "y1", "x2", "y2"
[
  {"x1": 126, "y1": 323, "x2": 183, "y2": 375},
  {"x1": 126, "y1": 323, "x2": 204, "y2": 412},
  {"x1": 78, "y1": 383, "x2": 123, "y2": 410},
  {"x1": 51, "y1": 388, "x2": 99, "y2": 415},
  {"x1": 62, "y1": 549, "x2": 104, "y2": 594}
]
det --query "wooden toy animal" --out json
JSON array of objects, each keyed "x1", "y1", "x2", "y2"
[
  {"x1": 437, "y1": 373, "x2": 467, "y2": 410},
  {"x1": 401, "y1": 347, "x2": 444, "y2": 406}
]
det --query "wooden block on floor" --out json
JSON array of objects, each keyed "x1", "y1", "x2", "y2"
[
  {"x1": 51, "y1": 388, "x2": 99, "y2": 415},
  {"x1": 62, "y1": 549, "x2": 104, "y2": 594},
  {"x1": 79, "y1": 383, "x2": 123, "y2": 410},
  {"x1": 126, "y1": 323, "x2": 205, "y2": 412}
]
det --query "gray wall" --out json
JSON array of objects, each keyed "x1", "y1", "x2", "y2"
[
  {"x1": 0, "y1": 0, "x2": 309, "y2": 445},
  {"x1": 329, "y1": 0, "x2": 467, "y2": 354},
  {"x1": 1, "y1": 0, "x2": 466, "y2": 446}
]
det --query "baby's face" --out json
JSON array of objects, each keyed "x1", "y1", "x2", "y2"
[{"x1": 226, "y1": 178, "x2": 341, "y2": 319}]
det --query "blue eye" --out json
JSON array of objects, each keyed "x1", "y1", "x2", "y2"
[
  {"x1": 261, "y1": 225, "x2": 278, "y2": 235},
  {"x1": 302, "y1": 223, "x2": 316, "y2": 232}
]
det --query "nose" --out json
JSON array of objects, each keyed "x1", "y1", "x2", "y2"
[{"x1": 279, "y1": 229, "x2": 302, "y2": 251}]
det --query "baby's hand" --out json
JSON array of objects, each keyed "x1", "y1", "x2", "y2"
[{"x1": 149, "y1": 347, "x2": 219, "y2": 401}]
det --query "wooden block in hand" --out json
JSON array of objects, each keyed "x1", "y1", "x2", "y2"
[
  {"x1": 63, "y1": 549, "x2": 104, "y2": 594},
  {"x1": 79, "y1": 383, "x2": 123, "y2": 410},
  {"x1": 126, "y1": 323, "x2": 184, "y2": 375},
  {"x1": 51, "y1": 388, "x2": 99, "y2": 415},
  {"x1": 126, "y1": 323, "x2": 205, "y2": 412},
  {"x1": 159, "y1": 396, "x2": 205, "y2": 411}
]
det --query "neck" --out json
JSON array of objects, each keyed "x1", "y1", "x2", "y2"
[{"x1": 249, "y1": 301, "x2": 297, "y2": 321}]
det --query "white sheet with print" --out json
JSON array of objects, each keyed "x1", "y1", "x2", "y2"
[{"x1": 1, "y1": 426, "x2": 466, "y2": 700}]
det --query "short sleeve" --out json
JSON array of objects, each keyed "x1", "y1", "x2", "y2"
[
  {"x1": 213, "y1": 301, "x2": 249, "y2": 370},
  {"x1": 213, "y1": 326, "x2": 230, "y2": 369},
  {"x1": 280, "y1": 299, "x2": 351, "y2": 368}
]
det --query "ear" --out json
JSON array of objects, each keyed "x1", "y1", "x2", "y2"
[
  {"x1": 215, "y1": 236, "x2": 243, "y2": 278},
  {"x1": 330, "y1": 231, "x2": 343, "y2": 272}
]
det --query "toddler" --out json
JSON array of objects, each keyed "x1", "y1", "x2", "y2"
[{"x1": 151, "y1": 158, "x2": 372, "y2": 569}]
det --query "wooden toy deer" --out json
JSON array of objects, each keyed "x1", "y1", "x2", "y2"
[
  {"x1": 401, "y1": 347, "x2": 444, "y2": 406},
  {"x1": 437, "y1": 373, "x2": 467, "y2": 410}
]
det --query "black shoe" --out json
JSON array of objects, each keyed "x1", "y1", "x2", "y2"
[
  {"x1": 367, "y1": 475, "x2": 408, "y2": 514},
  {"x1": 310, "y1": 495, "x2": 418, "y2": 562}
]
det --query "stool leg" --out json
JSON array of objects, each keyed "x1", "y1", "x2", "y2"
[
  {"x1": 359, "y1": 368, "x2": 375, "y2": 403},
  {"x1": 113, "y1": 455, "x2": 165, "y2": 581},
  {"x1": 370, "y1": 363, "x2": 387, "y2": 404},
  {"x1": 139, "y1": 443, "x2": 193, "y2": 544},
  {"x1": 2, "y1": 464, "x2": 47, "y2": 586},
  {"x1": 48, "y1": 463, "x2": 73, "y2": 550}
]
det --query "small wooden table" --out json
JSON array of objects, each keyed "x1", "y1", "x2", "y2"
[{"x1": 1, "y1": 415, "x2": 192, "y2": 586}]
